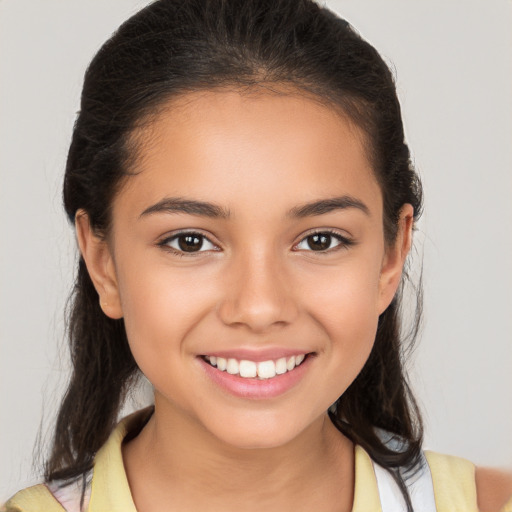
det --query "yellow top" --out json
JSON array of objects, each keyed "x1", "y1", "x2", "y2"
[{"x1": 3, "y1": 409, "x2": 512, "y2": 512}]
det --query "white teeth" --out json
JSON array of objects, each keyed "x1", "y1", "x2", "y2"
[
  {"x1": 226, "y1": 358, "x2": 239, "y2": 375},
  {"x1": 257, "y1": 360, "x2": 277, "y2": 379},
  {"x1": 275, "y1": 357, "x2": 287, "y2": 375},
  {"x1": 204, "y1": 353, "x2": 308, "y2": 379},
  {"x1": 239, "y1": 360, "x2": 257, "y2": 378},
  {"x1": 286, "y1": 356, "x2": 296, "y2": 371}
]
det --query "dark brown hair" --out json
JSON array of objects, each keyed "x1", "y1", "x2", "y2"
[{"x1": 48, "y1": 0, "x2": 424, "y2": 509}]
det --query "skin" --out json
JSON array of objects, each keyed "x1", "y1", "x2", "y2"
[
  {"x1": 76, "y1": 89, "x2": 511, "y2": 511},
  {"x1": 476, "y1": 467, "x2": 512, "y2": 512}
]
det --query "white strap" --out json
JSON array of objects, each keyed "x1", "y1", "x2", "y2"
[
  {"x1": 47, "y1": 473, "x2": 92, "y2": 512},
  {"x1": 373, "y1": 456, "x2": 437, "y2": 512}
]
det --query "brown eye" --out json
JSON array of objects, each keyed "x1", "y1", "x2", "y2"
[
  {"x1": 307, "y1": 233, "x2": 332, "y2": 251},
  {"x1": 159, "y1": 232, "x2": 217, "y2": 255},
  {"x1": 177, "y1": 234, "x2": 203, "y2": 252},
  {"x1": 295, "y1": 231, "x2": 353, "y2": 253}
]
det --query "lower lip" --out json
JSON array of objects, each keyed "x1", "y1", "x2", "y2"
[{"x1": 198, "y1": 355, "x2": 313, "y2": 399}]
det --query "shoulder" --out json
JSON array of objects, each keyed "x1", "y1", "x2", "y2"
[
  {"x1": 2, "y1": 408, "x2": 152, "y2": 512},
  {"x1": 424, "y1": 451, "x2": 512, "y2": 512},
  {"x1": 475, "y1": 466, "x2": 512, "y2": 512},
  {"x1": 1, "y1": 484, "x2": 65, "y2": 512},
  {"x1": 424, "y1": 450, "x2": 477, "y2": 511}
]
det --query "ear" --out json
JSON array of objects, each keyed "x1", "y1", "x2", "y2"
[
  {"x1": 377, "y1": 204, "x2": 414, "y2": 315},
  {"x1": 75, "y1": 210, "x2": 123, "y2": 319}
]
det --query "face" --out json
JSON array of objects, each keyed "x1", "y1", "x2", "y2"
[{"x1": 78, "y1": 89, "x2": 411, "y2": 449}]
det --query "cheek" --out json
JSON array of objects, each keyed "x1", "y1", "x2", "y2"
[
  {"x1": 114, "y1": 256, "x2": 218, "y2": 371},
  {"x1": 301, "y1": 251, "x2": 382, "y2": 323},
  {"x1": 300, "y1": 259, "x2": 381, "y2": 379}
]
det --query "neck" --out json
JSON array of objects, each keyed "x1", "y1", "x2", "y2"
[{"x1": 123, "y1": 400, "x2": 354, "y2": 512}]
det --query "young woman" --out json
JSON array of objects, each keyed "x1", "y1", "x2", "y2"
[{"x1": 3, "y1": 1, "x2": 511, "y2": 511}]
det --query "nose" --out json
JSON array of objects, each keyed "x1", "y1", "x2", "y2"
[{"x1": 217, "y1": 249, "x2": 299, "y2": 333}]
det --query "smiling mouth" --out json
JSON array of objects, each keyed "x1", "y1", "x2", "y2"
[{"x1": 200, "y1": 353, "x2": 311, "y2": 380}]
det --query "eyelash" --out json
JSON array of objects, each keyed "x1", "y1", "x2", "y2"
[{"x1": 157, "y1": 229, "x2": 355, "y2": 258}]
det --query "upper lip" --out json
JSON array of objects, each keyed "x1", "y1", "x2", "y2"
[{"x1": 199, "y1": 348, "x2": 313, "y2": 362}]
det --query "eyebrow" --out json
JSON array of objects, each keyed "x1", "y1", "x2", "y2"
[
  {"x1": 139, "y1": 195, "x2": 370, "y2": 219},
  {"x1": 140, "y1": 198, "x2": 231, "y2": 219},
  {"x1": 286, "y1": 195, "x2": 370, "y2": 218}
]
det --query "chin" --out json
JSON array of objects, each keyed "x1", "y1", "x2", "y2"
[{"x1": 203, "y1": 409, "x2": 324, "y2": 451}]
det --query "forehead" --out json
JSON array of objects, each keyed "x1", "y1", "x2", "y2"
[{"x1": 116, "y1": 88, "x2": 382, "y2": 220}]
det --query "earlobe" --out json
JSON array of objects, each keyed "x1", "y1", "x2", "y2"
[
  {"x1": 377, "y1": 204, "x2": 414, "y2": 314},
  {"x1": 75, "y1": 210, "x2": 123, "y2": 319}
]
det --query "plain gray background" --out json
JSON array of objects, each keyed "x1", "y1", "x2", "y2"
[{"x1": 1, "y1": 0, "x2": 511, "y2": 502}]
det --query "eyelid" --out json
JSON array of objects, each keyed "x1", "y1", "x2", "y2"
[{"x1": 299, "y1": 227, "x2": 352, "y2": 240}]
